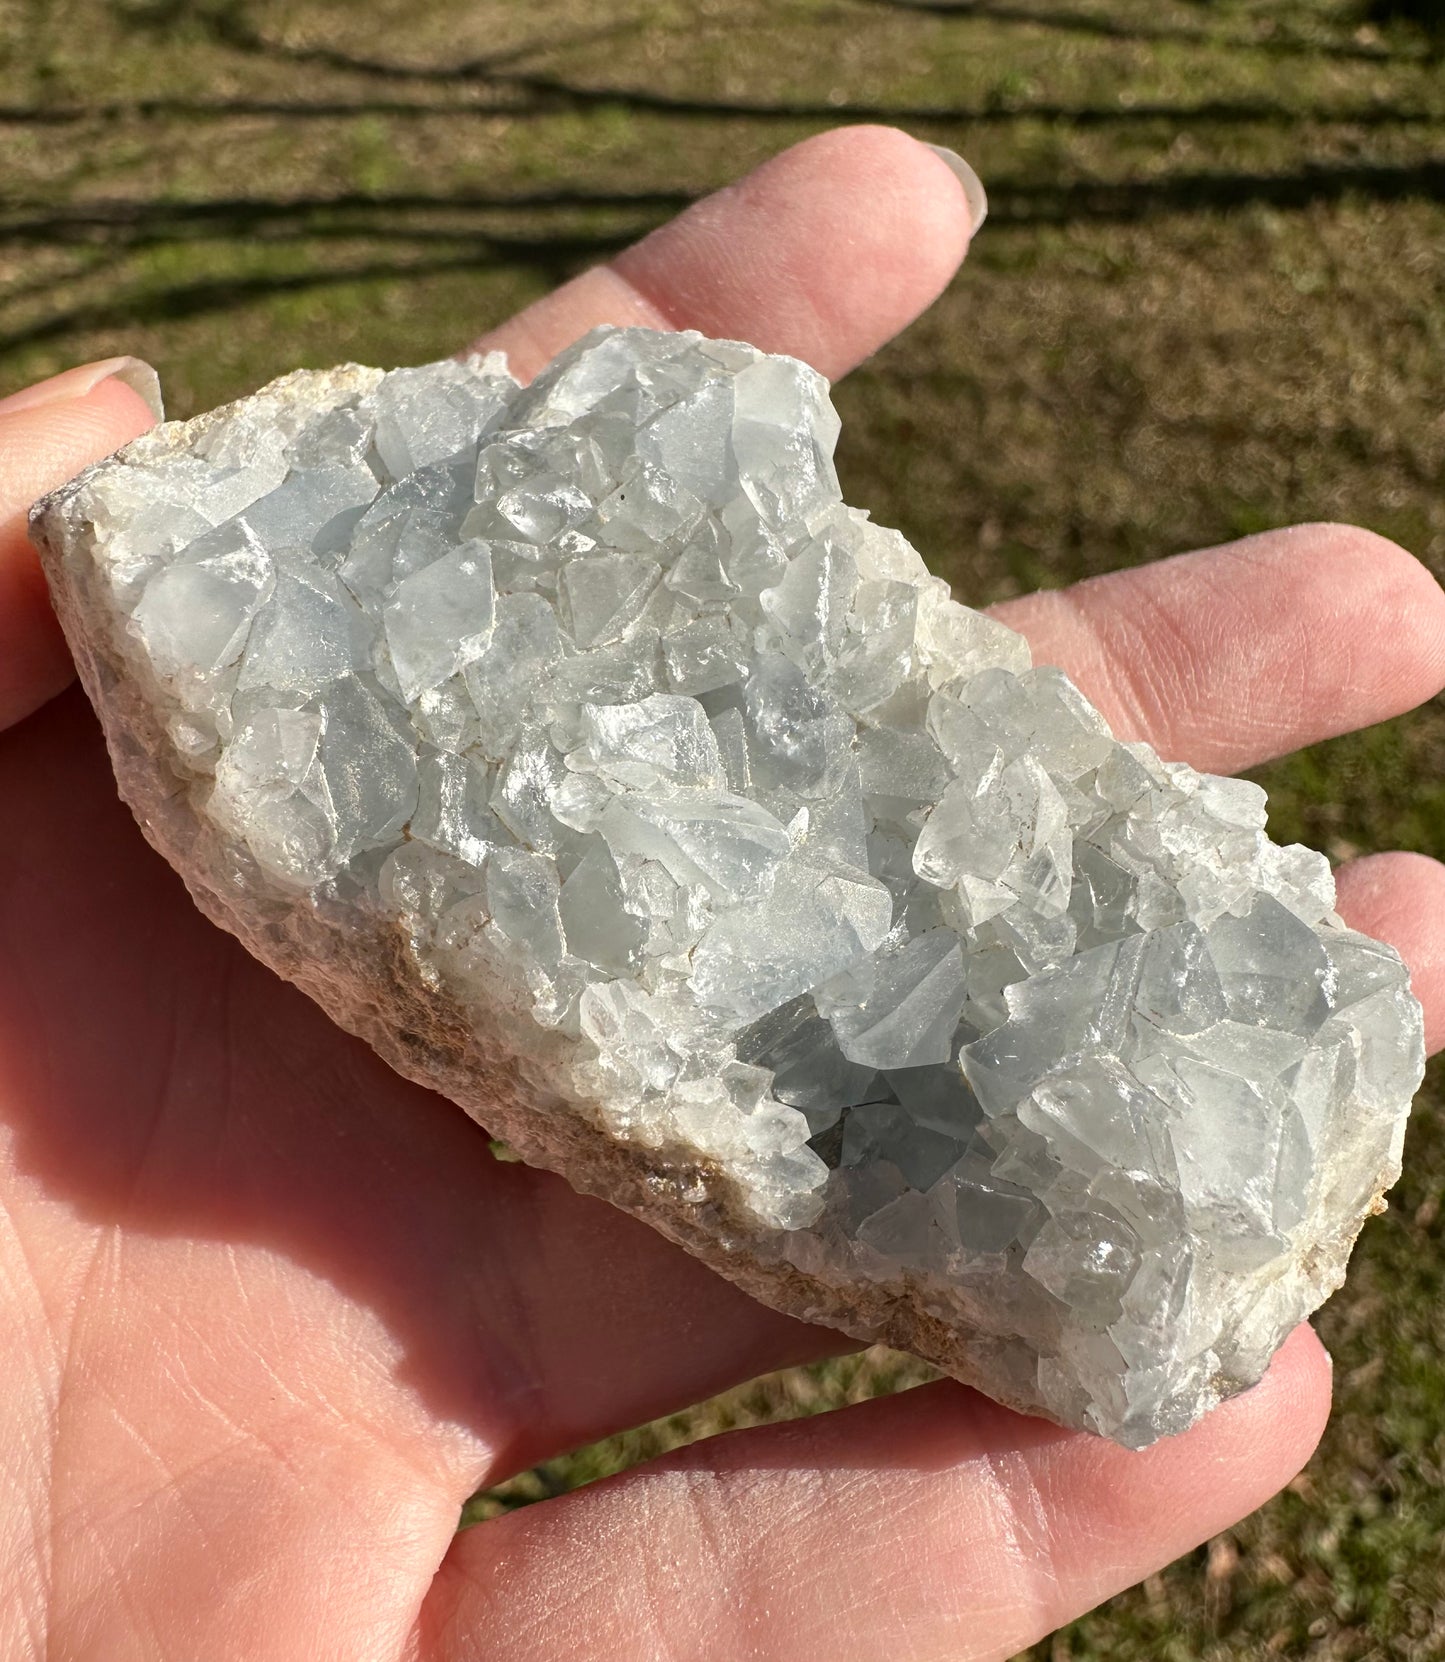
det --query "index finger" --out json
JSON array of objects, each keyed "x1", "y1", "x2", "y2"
[{"x1": 467, "y1": 125, "x2": 980, "y2": 381}]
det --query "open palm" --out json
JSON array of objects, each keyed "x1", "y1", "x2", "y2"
[{"x1": 3, "y1": 128, "x2": 1444, "y2": 1662}]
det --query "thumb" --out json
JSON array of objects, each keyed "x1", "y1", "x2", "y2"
[{"x1": 0, "y1": 357, "x2": 163, "y2": 730}]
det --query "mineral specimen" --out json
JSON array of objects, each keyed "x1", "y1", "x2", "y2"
[{"x1": 31, "y1": 327, "x2": 1424, "y2": 1447}]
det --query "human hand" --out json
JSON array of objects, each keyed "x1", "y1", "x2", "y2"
[{"x1": 3, "y1": 127, "x2": 1444, "y2": 1662}]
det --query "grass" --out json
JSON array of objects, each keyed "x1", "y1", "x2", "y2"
[{"x1": 3, "y1": 0, "x2": 1443, "y2": 1654}]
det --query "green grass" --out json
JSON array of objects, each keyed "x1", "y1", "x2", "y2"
[{"x1": 4, "y1": 0, "x2": 1444, "y2": 1654}]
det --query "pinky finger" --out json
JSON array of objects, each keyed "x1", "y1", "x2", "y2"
[{"x1": 417, "y1": 1328, "x2": 1330, "y2": 1662}]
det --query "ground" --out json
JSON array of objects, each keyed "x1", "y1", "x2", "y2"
[{"x1": 2, "y1": 1, "x2": 1443, "y2": 1655}]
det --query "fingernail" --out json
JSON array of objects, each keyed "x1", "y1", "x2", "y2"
[
  {"x1": 924, "y1": 145, "x2": 988, "y2": 235},
  {"x1": 0, "y1": 355, "x2": 164, "y2": 422}
]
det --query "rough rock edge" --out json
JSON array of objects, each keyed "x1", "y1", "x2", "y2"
[{"x1": 29, "y1": 366, "x2": 1397, "y2": 1445}]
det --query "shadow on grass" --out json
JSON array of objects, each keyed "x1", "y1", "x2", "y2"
[
  {"x1": 0, "y1": 189, "x2": 695, "y2": 244},
  {"x1": 1364, "y1": 0, "x2": 1445, "y2": 40},
  {"x1": 2, "y1": 90, "x2": 1442, "y2": 127},
  {"x1": 2, "y1": 0, "x2": 1430, "y2": 134},
  {"x1": 68, "y1": 0, "x2": 1443, "y2": 126},
  {"x1": 989, "y1": 155, "x2": 1445, "y2": 219},
  {"x1": 3, "y1": 156, "x2": 1442, "y2": 250},
  {"x1": 0, "y1": 237, "x2": 638, "y2": 355},
  {"x1": 6, "y1": 152, "x2": 1444, "y2": 354},
  {"x1": 5, "y1": 1, "x2": 1436, "y2": 361}
]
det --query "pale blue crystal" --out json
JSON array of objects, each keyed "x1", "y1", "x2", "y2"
[{"x1": 36, "y1": 325, "x2": 1424, "y2": 1450}]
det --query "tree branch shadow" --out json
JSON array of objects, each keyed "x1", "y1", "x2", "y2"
[
  {"x1": 0, "y1": 95, "x2": 537, "y2": 124},
  {"x1": 4, "y1": 154, "x2": 1442, "y2": 358},
  {"x1": 0, "y1": 0, "x2": 1424, "y2": 136},
  {"x1": 0, "y1": 188, "x2": 696, "y2": 246},
  {"x1": 0, "y1": 234, "x2": 641, "y2": 356},
  {"x1": 990, "y1": 155, "x2": 1445, "y2": 222},
  {"x1": 1, "y1": 90, "x2": 1439, "y2": 131},
  {"x1": 81, "y1": 0, "x2": 1441, "y2": 122}
]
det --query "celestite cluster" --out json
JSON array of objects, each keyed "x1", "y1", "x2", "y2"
[{"x1": 32, "y1": 328, "x2": 1424, "y2": 1446}]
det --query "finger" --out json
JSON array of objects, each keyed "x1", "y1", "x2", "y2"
[
  {"x1": 1335, "y1": 850, "x2": 1445, "y2": 1054},
  {"x1": 467, "y1": 125, "x2": 980, "y2": 382},
  {"x1": 0, "y1": 359, "x2": 161, "y2": 729},
  {"x1": 991, "y1": 523, "x2": 1445, "y2": 774},
  {"x1": 419, "y1": 1326, "x2": 1329, "y2": 1662}
]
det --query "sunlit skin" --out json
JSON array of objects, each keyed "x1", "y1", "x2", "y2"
[{"x1": 2, "y1": 127, "x2": 1443, "y2": 1661}]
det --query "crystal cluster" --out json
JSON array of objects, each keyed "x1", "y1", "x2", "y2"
[{"x1": 31, "y1": 328, "x2": 1423, "y2": 1446}]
